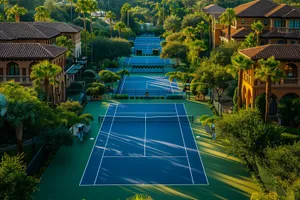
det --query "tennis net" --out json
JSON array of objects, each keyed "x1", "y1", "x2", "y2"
[{"x1": 98, "y1": 115, "x2": 194, "y2": 123}]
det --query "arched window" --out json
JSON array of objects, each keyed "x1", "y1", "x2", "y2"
[
  {"x1": 277, "y1": 40, "x2": 286, "y2": 44},
  {"x1": 284, "y1": 63, "x2": 298, "y2": 78},
  {"x1": 7, "y1": 62, "x2": 19, "y2": 75}
]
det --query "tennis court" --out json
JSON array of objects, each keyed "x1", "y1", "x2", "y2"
[
  {"x1": 124, "y1": 57, "x2": 172, "y2": 66},
  {"x1": 118, "y1": 75, "x2": 181, "y2": 96},
  {"x1": 80, "y1": 103, "x2": 208, "y2": 185},
  {"x1": 134, "y1": 37, "x2": 162, "y2": 55}
]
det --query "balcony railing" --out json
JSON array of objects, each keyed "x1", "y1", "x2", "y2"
[
  {"x1": 256, "y1": 78, "x2": 299, "y2": 86},
  {"x1": 273, "y1": 27, "x2": 300, "y2": 33},
  {"x1": 0, "y1": 75, "x2": 32, "y2": 84}
]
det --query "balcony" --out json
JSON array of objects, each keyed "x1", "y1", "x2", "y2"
[
  {"x1": 0, "y1": 75, "x2": 32, "y2": 84},
  {"x1": 256, "y1": 78, "x2": 300, "y2": 86},
  {"x1": 273, "y1": 27, "x2": 300, "y2": 33}
]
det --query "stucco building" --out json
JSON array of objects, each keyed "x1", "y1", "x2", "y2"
[{"x1": 239, "y1": 44, "x2": 300, "y2": 115}]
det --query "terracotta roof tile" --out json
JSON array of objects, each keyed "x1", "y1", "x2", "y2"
[
  {"x1": 0, "y1": 43, "x2": 67, "y2": 59},
  {"x1": 261, "y1": 29, "x2": 300, "y2": 39},
  {"x1": 239, "y1": 44, "x2": 300, "y2": 61},
  {"x1": 203, "y1": 4, "x2": 225, "y2": 13},
  {"x1": 234, "y1": 0, "x2": 279, "y2": 17},
  {"x1": 265, "y1": 4, "x2": 300, "y2": 18}
]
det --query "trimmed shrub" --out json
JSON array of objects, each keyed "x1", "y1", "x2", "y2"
[
  {"x1": 166, "y1": 94, "x2": 184, "y2": 99},
  {"x1": 68, "y1": 81, "x2": 85, "y2": 90},
  {"x1": 112, "y1": 94, "x2": 129, "y2": 99},
  {"x1": 83, "y1": 69, "x2": 97, "y2": 78},
  {"x1": 130, "y1": 96, "x2": 134, "y2": 99},
  {"x1": 108, "y1": 61, "x2": 118, "y2": 68},
  {"x1": 280, "y1": 133, "x2": 300, "y2": 144}
]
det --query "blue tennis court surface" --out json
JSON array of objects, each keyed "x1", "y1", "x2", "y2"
[
  {"x1": 80, "y1": 103, "x2": 208, "y2": 185},
  {"x1": 118, "y1": 75, "x2": 181, "y2": 96}
]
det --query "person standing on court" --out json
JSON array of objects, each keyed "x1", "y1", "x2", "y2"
[{"x1": 211, "y1": 123, "x2": 216, "y2": 140}]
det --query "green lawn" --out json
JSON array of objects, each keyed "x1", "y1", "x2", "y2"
[{"x1": 33, "y1": 99, "x2": 259, "y2": 200}]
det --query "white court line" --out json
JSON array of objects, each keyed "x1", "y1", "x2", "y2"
[
  {"x1": 102, "y1": 156, "x2": 187, "y2": 158},
  {"x1": 120, "y1": 75, "x2": 126, "y2": 94},
  {"x1": 79, "y1": 104, "x2": 112, "y2": 186},
  {"x1": 144, "y1": 113, "x2": 147, "y2": 157},
  {"x1": 80, "y1": 183, "x2": 209, "y2": 187},
  {"x1": 174, "y1": 103, "x2": 195, "y2": 185},
  {"x1": 93, "y1": 104, "x2": 119, "y2": 185},
  {"x1": 182, "y1": 103, "x2": 209, "y2": 185}
]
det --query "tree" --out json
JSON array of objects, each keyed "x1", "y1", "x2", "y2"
[
  {"x1": 231, "y1": 54, "x2": 254, "y2": 109},
  {"x1": 219, "y1": 8, "x2": 236, "y2": 41},
  {"x1": 255, "y1": 56, "x2": 285, "y2": 122},
  {"x1": 105, "y1": 11, "x2": 116, "y2": 38},
  {"x1": 120, "y1": 2, "x2": 131, "y2": 27},
  {"x1": 0, "y1": 153, "x2": 39, "y2": 199},
  {"x1": 191, "y1": 39, "x2": 207, "y2": 57},
  {"x1": 241, "y1": 32, "x2": 257, "y2": 49},
  {"x1": 250, "y1": 192, "x2": 279, "y2": 200},
  {"x1": 161, "y1": 42, "x2": 188, "y2": 66},
  {"x1": 30, "y1": 60, "x2": 62, "y2": 106},
  {"x1": 56, "y1": 36, "x2": 75, "y2": 58},
  {"x1": 251, "y1": 21, "x2": 264, "y2": 46},
  {"x1": 182, "y1": 26, "x2": 195, "y2": 40},
  {"x1": 86, "y1": 0, "x2": 98, "y2": 33},
  {"x1": 98, "y1": 70, "x2": 120, "y2": 90},
  {"x1": 114, "y1": 21, "x2": 126, "y2": 38},
  {"x1": 266, "y1": 142, "x2": 300, "y2": 189},
  {"x1": 0, "y1": 82, "x2": 41, "y2": 153},
  {"x1": 34, "y1": 6, "x2": 51, "y2": 22},
  {"x1": 195, "y1": 21, "x2": 208, "y2": 39},
  {"x1": 116, "y1": 69, "x2": 130, "y2": 77},
  {"x1": 6, "y1": 4, "x2": 28, "y2": 22},
  {"x1": 166, "y1": 71, "x2": 196, "y2": 85},
  {"x1": 181, "y1": 13, "x2": 204, "y2": 28},
  {"x1": 126, "y1": 194, "x2": 152, "y2": 200},
  {"x1": 75, "y1": 0, "x2": 88, "y2": 30},
  {"x1": 278, "y1": 98, "x2": 300, "y2": 127},
  {"x1": 0, "y1": 93, "x2": 7, "y2": 117},
  {"x1": 216, "y1": 109, "x2": 283, "y2": 168},
  {"x1": 163, "y1": 15, "x2": 181, "y2": 33}
]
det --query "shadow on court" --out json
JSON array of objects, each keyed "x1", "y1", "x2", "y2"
[{"x1": 33, "y1": 100, "x2": 259, "y2": 200}]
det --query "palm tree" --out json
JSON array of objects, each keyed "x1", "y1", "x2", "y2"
[
  {"x1": 254, "y1": 56, "x2": 285, "y2": 122},
  {"x1": 86, "y1": 0, "x2": 98, "y2": 33},
  {"x1": 30, "y1": 60, "x2": 62, "y2": 106},
  {"x1": 219, "y1": 8, "x2": 236, "y2": 41},
  {"x1": 163, "y1": 15, "x2": 181, "y2": 33},
  {"x1": 251, "y1": 21, "x2": 264, "y2": 46},
  {"x1": 196, "y1": 21, "x2": 208, "y2": 39},
  {"x1": 0, "y1": 93, "x2": 7, "y2": 117},
  {"x1": 34, "y1": 6, "x2": 51, "y2": 22},
  {"x1": 56, "y1": 36, "x2": 75, "y2": 58},
  {"x1": 105, "y1": 11, "x2": 116, "y2": 38},
  {"x1": 6, "y1": 4, "x2": 27, "y2": 22},
  {"x1": 231, "y1": 55, "x2": 254, "y2": 109},
  {"x1": 192, "y1": 39, "x2": 207, "y2": 57},
  {"x1": 183, "y1": 26, "x2": 195, "y2": 42},
  {"x1": 166, "y1": 71, "x2": 197, "y2": 88},
  {"x1": 75, "y1": 0, "x2": 88, "y2": 30},
  {"x1": 0, "y1": 0, "x2": 9, "y2": 11},
  {"x1": 114, "y1": 22, "x2": 126, "y2": 38},
  {"x1": 121, "y1": 3, "x2": 131, "y2": 27}
]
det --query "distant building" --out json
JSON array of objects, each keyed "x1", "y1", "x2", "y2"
[
  {"x1": 0, "y1": 43, "x2": 68, "y2": 104},
  {"x1": 210, "y1": 0, "x2": 300, "y2": 47},
  {"x1": 239, "y1": 44, "x2": 300, "y2": 115},
  {"x1": 202, "y1": 4, "x2": 226, "y2": 48}
]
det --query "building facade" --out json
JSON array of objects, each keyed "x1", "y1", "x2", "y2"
[
  {"x1": 0, "y1": 22, "x2": 82, "y2": 58},
  {"x1": 213, "y1": 0, "x2": 300, "y2": 47},
  {"x1": 0, "y1": 43, "x2": 68, "y2": 104},
  {"x1": 239, "y1": 44, "x2": 300, "y2": 116}
]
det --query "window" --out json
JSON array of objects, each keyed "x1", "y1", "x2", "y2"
[
  {"x1": 264, "y1": 19, "x2": 268, "y2": 25},
  {"x1": 289, "y1": 20, "x2": 300, "y2": 28},
  {"x1": 241, "y1": 19, "x2": 245, "y2": 24},
  {"x1": 274, "y1": 20, "x2": 282, "y2": 27},
  {"x1": 284, "y1": 64, "x2": 298, "y2": 78},
  {"x1": 291, "y1": 40, "x2": 297, "y2": 44},
  {"x1": 7, "y1": 62, "x2": 19, "y2": 75}
]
